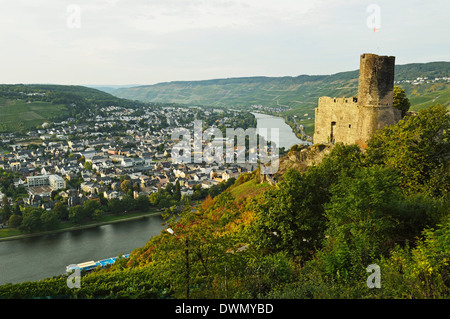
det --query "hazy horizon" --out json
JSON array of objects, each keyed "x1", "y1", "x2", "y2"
[
  {"x1": 8, "y1": 56, "x2": 449, "y2": 89},
  {"x1": 1, "y1": 0, "x2": 449, "y2": 86}
]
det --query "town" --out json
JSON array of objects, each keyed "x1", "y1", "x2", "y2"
[{"x1": 0, "y1": 104, "x2": 265, "y2": 231}]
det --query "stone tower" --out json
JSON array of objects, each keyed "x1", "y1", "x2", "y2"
[
  {"x1": 313, "y1": 53, "x2": 401, "y2": 147},
  {"x1": 355, "y1": 53, "x2": 401, "y2": 147},
  {"x1": 357, "y1": 53, "x2": 395, "y2": 107}
]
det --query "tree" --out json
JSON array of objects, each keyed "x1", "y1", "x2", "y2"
[
  {"x1": 174, "y1": 181, "x2": 181, "y2": 201},
  {"x1": 121, "y1": 195, "x2": 136, "y2": 212},
  {"x1": 180, "y1": 194, "x2": 191, "y2": 206},
  {"x1": 50, "y1": 190, "x2": 58, "y2": 201},
  {"x1": 135, "y1": 195, "x2": 150, "y2": 212},
  {"x1": 318, "y1": 166, "x2": 428, "y2": 282},
  {"x1": 20, "y1": 208, "x2": 43, "y2": 232},
  {"x1": 393, "y1": 86, "x2": 410, "y2": 117},
  {"x1": 53, "y1": 202, "x2": 68, "y2": 220},
  {"x1": 98, "y1": 192, "x2": 108, "y2": 206},
  {"x1": 8, "y1": 214, "x2": 22, "y2": 228},
  {"x1": 68, "y1": 205, "x2": 86, "y2": 224},
  {"x1": 84, "y1": 161, "x2": 93, "y2": 171},
  {"x1": 208, "y1": 185, "x2": 221, "y2": 198},
  {"x1": 250, "y1": 169, "x2": 323, "y2": 260},
  {"x1": 250, "y1": 144, "x2": 363, "y2": 261},
  {"x1": 83, "y1": 200, "x2": 101, "y2": 219},
  {"x1": 1, "y1": 196, "x2": 11, "y2": 223},
  {"x1": 365, "y1": 104, "x2": 450, "y2": 194},
  {"x1": 191, "y1": 190, "x2": 203, "y2": 201},
  {"x1": 40, "y1": 210, "x2": 60, "y2": 230},
  {"x1": 13, "y1": 204, "x2": 21, "y2": 216},
  {"x1": 149, "y1": 192, "x2": 160, "y2": 206},
  {"x1": 92, "y1": 209, "x2": 104, "y2": 221},
  {"x1": 108, "y1": 198, "x2": 125, "y2": 214},
  {"x1": 379, "y1": 217, "x2": 450, "y2": 298},
  {"x1": 120, "y1": 180, "x2": 133, "y2": 195},
  {"x1": 165, "y1": 182, "x2": 174, "y2": 195}
]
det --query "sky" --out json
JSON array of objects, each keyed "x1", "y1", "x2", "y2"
[{"x1": 0, "y1": 0, "x2": 449, "y2": 86}]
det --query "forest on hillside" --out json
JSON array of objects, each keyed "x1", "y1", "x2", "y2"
[
  {"x1": 0, "y1": 103, "x2": 448, "y2": 299},
  {"x1": 0, "y1": 84, "x2": 159, "y2": 121},
  {"x1": 0, "y1": 84, "x2": 176, "y2": 133},
  {"x1": 112, "y1": 61, "x2": 450, "y2": 110}
]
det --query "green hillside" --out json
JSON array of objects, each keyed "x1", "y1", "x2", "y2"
[
  {"x1": 401, "y1": 82, "x2": 450, "y2": 111},
  {"x1": 111, "y1": 61, "x2": 449, "y2": 137},
  {"x1": 0, "y1": 104, "x2": 448, "y2": 299},
  {"x1": 112, "y1": 61, "x2": 450, "y2": 113},
  {"x1": 0, "y1": 84, "x2": 153, "y2": 133},
  {"x1": 0, "y1": 98, "x2": 68, "y2": 133},
  {"x1": 113, "y1": 73, "x2": 357, "y2": 110}
]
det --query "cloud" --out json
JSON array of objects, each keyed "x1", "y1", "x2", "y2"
[
  {"x1": 87, "y1": 0, "x2": 321, "y2": 34},
  {"x1": 0, "y1": 0, "x2": 448, "y2": 84}
]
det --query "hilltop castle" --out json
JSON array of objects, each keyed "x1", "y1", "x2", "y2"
[{"x1": 313, "y1": 53, "x2": 402, "y2": 147}]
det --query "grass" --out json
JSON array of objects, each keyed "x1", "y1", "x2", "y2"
[
  {"x1": 0, "y1": 98, "x2": 68, "y2": 132},
  {"x1": 0, "y1": 228, "x2": 22, "y2": 238},
  {"x1": 230, "y1": 178, "x2": 271, "y2": 200},
  {"x1": 408, "y1": 87, "x2": 450, "y2": 111},
  {"x1": 93, "y1": 209, "x2": 162, "y2": 223}
]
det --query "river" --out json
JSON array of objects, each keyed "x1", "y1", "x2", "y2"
[
  {"x1": 251, "y1": 112, "x2": 310, "y2": 150},
  {"x1": 0, "y1": 113, "x2": 303, "y2": 286},
  {"x1": 0, "y1": 214, "x2": 166, "y2": 285}
]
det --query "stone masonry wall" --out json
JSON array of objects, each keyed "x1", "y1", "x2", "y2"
[
  {"x1": 314, "y1": 97, "x2": 359, "y2": 145},
  {"x1": 357, "y1": 53, "x2": 395, "y2": 107},
  {"x1": 313, "y1": 53, "x2": 401, "y2": 147}
]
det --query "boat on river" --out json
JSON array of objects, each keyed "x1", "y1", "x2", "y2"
[{"x1": 66, "y1": 254, "x2": 130, "y2": 273}]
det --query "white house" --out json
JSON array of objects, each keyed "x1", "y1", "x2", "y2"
[
  {"x1": 103, "y1": 190, "x2": 124, "y2": 200},
  {"x1": 121, "y1": 158, "x2": 134, "y2": 167},
  {"x1": 49, "y1": 175, "x2": 66, "y2": 190}
]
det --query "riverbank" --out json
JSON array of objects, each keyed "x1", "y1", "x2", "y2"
[
  {"x1": 0, "y1": 212, "x2": 168, "y2": 285},
  {"x1": 251, "y1": 110, "x2": 314, "y2": 142},
  {"x1": 0, "y1": 210, "x2": 164, "y2": 242},
  {"x1": 251, "y1": 112, "x2": 307, "y2": 149}
]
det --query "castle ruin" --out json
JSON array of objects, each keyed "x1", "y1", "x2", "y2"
[{"x1": 313, "y1": 53, "x2": 402, "y2": 147}]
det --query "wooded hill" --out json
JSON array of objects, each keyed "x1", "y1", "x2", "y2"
[
  {"x1": 112, "y1": 62, "x2": 450, "y2": 110},
  {"x1": 111, "y1": 61, "x2": 450, "y2": 135},
  {"x1": 1, "y1": 103, "x2": 448, "y2": 299},
  {"x1": 0, "y1": 84, "x2": 163, "y2": 133}
]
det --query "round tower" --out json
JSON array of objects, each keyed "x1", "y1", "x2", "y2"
[
  {"x1": 357, "y1": 53, "x2": 395, "y2": 107},
  {"x1": 356, "y1": 53, "x2": 401, "y2": 148}
]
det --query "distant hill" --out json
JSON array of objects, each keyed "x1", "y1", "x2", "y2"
[
  {"x1": 0, "y1": 84, "x2": 151, "y2": 133},
  {"x1": 86, "y1": 85, "x2": 143, "y2": 95},
  {"x1": 112, "y1": 61, "x2": 450, "y2": 112},
  {"x1": 111, "y1": 61, "x2": 449, "y2": 137}
]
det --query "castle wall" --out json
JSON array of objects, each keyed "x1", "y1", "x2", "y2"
[
  {"x1": 355, "y1": 106, "x2": 402, "y2": 147},
  {"x1": 314, "y1": 97, "x2": 359, "y2": 145},
  {"x1": 313, "y1": 53, "x2": 401, "y2": 147}
]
